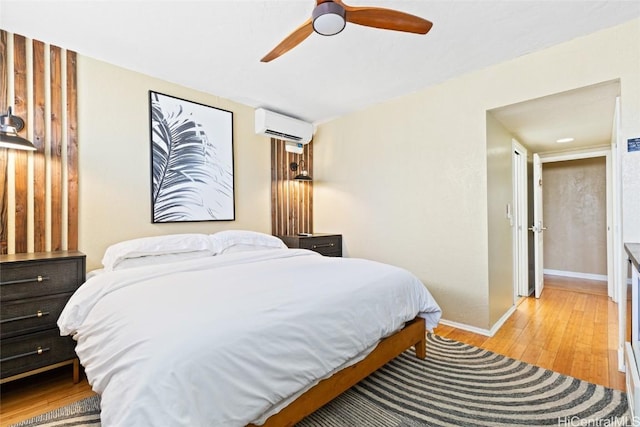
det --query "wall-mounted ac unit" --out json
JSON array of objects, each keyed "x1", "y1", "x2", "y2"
[{"x1": 255, "y1": 108, "x2": 313, "y2": 145}]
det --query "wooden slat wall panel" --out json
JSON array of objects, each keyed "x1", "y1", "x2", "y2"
[
  {"x1": 49, "y1": 45, "x2": 63, "y2": 252},
  {"x1": 33, "y1": 40, "x2": 46, "y2": 252},
  {"x1": 271, "y1": 139, "x2": 278, "y2": 233},
  {"x1": 66, "y1": 51, "x2": 78, "y2": 250},
  {"x1": 288, "y1": 148, "x2": 297, "y2": 233},
  {"x1": 270, "y1": 138, "x2": 313, "y2": 236},
  {"x1": 0, "y1": 31, "x2": 78, "y2": 255},
  {"x1": 303, "y1": 142, "x2": 313, "y2": 232},
  {"x1": 0, "y1": 30, "x2": 8, "y2": 254},
  {"x1": 0, "y1": 31, "x2": 6, "y2": 106},
  {"x1": 13, "y1": 35, "x2": 28, "y2": 254}
]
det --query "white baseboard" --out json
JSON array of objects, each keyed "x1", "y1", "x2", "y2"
[
  {"x1": 543, "y1": 269, "x2": 607, "y2": 282},
  {"x1": 438, "y1": 319, "x2": 492, "y2": 336},
  {"x1": 439, "y1": 304, "x2": 517, "y2": 338}
]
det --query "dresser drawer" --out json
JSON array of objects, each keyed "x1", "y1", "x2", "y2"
[
  {"x1": 1, "y1": 293, "x2": 73, "y2": 339},
  {"x1": 0, "y1": 329, "x2": 77, "y2": 379},
  {"x1": 0, "y1": 258, "x2": 84, "y2": 301}
]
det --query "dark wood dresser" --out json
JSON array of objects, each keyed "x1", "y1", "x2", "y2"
[
  {"x1": 0, "y1": 251, "x2": 85, "y2": 384},
  {"x1": 279, "y1": 234, "x2": 342, "y2": 257}
]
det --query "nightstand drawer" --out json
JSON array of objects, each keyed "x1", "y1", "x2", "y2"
[
  {"x1": 1, "y1": 293, "x2": 74, "y2": 339},
  {"x1": 0, "y1": 329, "x2": 77, "y2": 379},
  {"x1": 280, "y1": 234, "x2": 342, "y2": 257},
  {"x1": 298, "y1": 236, "x2": 342, "y2": 256},
  {"x1": 0, "y1": 258, "x2": 84, "y2": 301}
]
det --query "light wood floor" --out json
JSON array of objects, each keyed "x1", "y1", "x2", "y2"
[
  {"x1": 435, "y1": 275, "x2": 628, "y2": 392},
  {"x1": 0, "y1": 275, "x2": 628, "y2": 426}
]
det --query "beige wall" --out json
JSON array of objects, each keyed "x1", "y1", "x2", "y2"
[
  {"x1": 77, "y1": 57, "x2": 272, "y2": 269},
  {"x1": 543, "y1": 158, "x2": 607, "y2": 276},
  {"x1": 313, "y1": 19, "x2": 640, "y2": 331},
  {"x1": 486, "y1": 113, "x2": 516, "y2": 325}
]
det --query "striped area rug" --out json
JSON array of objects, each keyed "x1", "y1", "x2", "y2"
[
  {"x1": 302, "y1": 334, "x2": 630, "y2": 426},
  {"x1": 10, "y1": 334, "x2": 630, "y2": 427}
]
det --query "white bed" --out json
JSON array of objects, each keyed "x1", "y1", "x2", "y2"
[{"x1": 58, "y1": 232, "x2": 441, "y2": 427}]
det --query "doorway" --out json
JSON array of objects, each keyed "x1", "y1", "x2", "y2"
[
  {"x1": 488, "y1": 79, "x2": 624, "y2": 368},
  {"x1": 513, "y1": 149, "x2": 611, "y2": 299},
  {"x1": 537, "y1": 151, "x2": 610, "y2": 294},
  {"x1": 540, "y1": 154, "x2": 609, "y2": 278}
]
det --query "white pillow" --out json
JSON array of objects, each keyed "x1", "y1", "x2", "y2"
[
  {"x1": 101, "y1": 234, "x2": 215, "y2": 271},
  {"x1": 210, "y1": 230, "x2": 287, "y2": 254}
]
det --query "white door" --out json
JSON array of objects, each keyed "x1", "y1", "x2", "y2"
[
  {"x1": 531, "y1": 153, "x2": 545, "y2": 298},
  {"x1": 512, "y1": 140, "x2": 529, "y2": 298}
]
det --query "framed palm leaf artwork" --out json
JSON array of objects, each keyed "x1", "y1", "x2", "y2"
[{"x1": 149, "y1": 91, "x2": 234, "y2": 222}]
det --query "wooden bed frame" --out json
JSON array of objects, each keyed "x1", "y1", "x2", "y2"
[{"x1": 248, "y1": 316, "x2": 427, "y2": 427}]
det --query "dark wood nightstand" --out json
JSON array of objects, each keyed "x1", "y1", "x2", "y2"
[
  {"x1": 279, "y1": 234, "x2": 342, "y2": 257},
  {"x1": 0, "y1": 251, "x2": 86, "y2": 384}
]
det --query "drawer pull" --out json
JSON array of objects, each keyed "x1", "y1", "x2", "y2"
[
  {"x1": 1, "y1": 310, "x2": 51, "y2": 324},
  {"x1": 0, "y1": 276, "x2": 50, "y2": 286},
  {"x1": 312, "y1": 243, "x2": 335, "y2": 249},
  {"x1": 0, "y1": 346, "x2": 50, "y2": 363}
]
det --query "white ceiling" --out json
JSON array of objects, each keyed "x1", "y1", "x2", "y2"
[
  {"x1": 1, "y1": 1, "x2": 639, "y2": 151},
  {"x1": 490, "y1": 80, "x2": 621, "y2": 153}
]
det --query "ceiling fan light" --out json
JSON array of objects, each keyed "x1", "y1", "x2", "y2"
[{"x1": 312, "y1": 2, "x2": 346, "y2": 36}]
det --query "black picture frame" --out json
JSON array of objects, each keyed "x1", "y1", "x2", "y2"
[{"x1": 149, "y1": 91, "x2": 235, "y2": 222}]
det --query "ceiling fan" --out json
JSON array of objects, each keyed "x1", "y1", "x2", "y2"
[{"x1": 261, "y1": 0, "x2": 433, "y2": 62}]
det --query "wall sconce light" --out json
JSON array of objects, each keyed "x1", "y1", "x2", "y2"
[
  {"x1": 0, "y1": 107, "x2": 36, "y2": 151},
  {"x1": 290, "y1": 159, "x2": 312, "y2": 181}
]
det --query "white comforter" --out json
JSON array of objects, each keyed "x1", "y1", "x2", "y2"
[{"x1": 58, "y1": 249, "x2": 441, "y2": 427}]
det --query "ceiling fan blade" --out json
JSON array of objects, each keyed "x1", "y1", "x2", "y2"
[
  {"x1": 344, "y1": 6, "x2": 432, "y2": 34},
  {"x1": 261, "y1": 19, "x2": 314, "y2": 63}
]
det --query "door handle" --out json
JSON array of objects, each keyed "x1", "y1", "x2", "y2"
[{"x1": 529, "y1": 222, "x2": 547, "y2": 232}]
